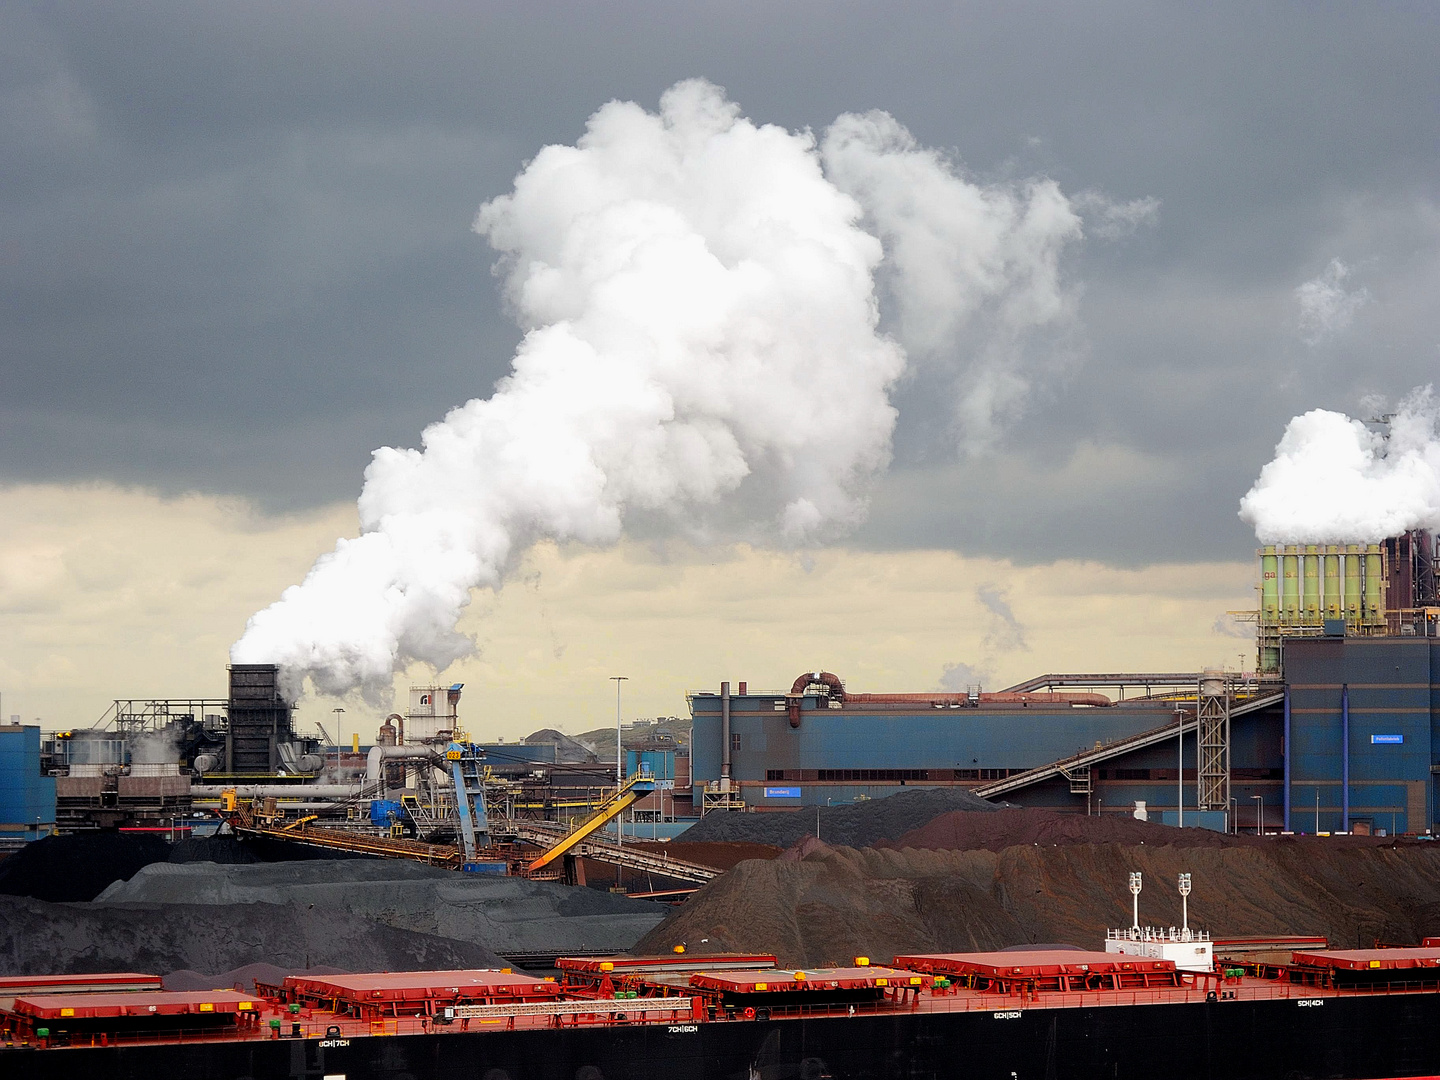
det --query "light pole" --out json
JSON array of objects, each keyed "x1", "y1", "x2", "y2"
[
  {"x1": 1129, "y1": 872, "x2": 1142, "y2": 933},
  {"x1": 611, "y1": 676, "x2": 628, "y2": 857},
  {"x1": 610, "y1": 677, "x2": 628, "y2": 785},
  {"x1": 1177, "y1": 873, "x2": 1191, "y2": 938},
  {"x1": 332, "y1": 707, "x2": 345, "y2": 777},
  {"x1": 1252, "y1": 794, "x2": 1264, "y2": 835}
]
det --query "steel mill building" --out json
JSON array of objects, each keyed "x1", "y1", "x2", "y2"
[{"x1": 690, "y1": 529, "x2": 1440, "y2": 835}]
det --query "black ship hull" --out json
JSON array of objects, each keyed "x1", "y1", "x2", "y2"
[{"x1": 8, "y1": 994, "x2": 1440, "y2": 1080}]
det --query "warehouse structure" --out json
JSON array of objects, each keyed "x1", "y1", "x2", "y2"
[{"x1": 691, "y1": 530, "x2": 1440, "y2": 835}]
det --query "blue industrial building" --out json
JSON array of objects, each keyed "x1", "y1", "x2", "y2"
[
  {"x1": 0, "y1": 723, "x2": 57, "y2": 842},
  {"x1": 690, "y1": 637, "x2": 1440, "y2": 835}
]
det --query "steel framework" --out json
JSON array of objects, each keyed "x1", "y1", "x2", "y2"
[{"x1": 1196, "y1": 674, "x2": 1231, "y2": 814}]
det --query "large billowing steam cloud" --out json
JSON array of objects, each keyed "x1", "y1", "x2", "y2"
[
  {"x1": 233, "y1": 79, "x2": 1102, "y2": 700},
  {"x1": 1239, "y1": 387, "x2": 1440, "y2": 544}
]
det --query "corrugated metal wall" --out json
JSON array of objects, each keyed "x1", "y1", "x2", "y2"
[{"x1": 0, "y1": 724, "x2": 57, "y2": 838}]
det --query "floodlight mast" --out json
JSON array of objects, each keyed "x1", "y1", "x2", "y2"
[
  {"x1": 1129, "y1": 871, "x2": 1142, "y2": 932},
  {"x1": 1178, "y1": 872, "x2": 1192, "y2": 937}
]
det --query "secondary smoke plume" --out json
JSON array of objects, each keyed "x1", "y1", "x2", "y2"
[
  {"x1": 1239, "y1": 387, "x2": 1440, "y2": 544},
  {"x1": 233, "y1": 79, "x2": 1102, "y2": 701}
]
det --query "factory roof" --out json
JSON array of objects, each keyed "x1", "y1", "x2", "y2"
[
  {"x1": 1292, "y1": 948, "x2": 1440, "y2": 971},
  {"x1": 689, "y1": 967, "x2": 928, "y2": 993},
  {"x1": 894, "y1": 951, "x2": 1175, "y2": 978},
  {"x1": 11, "y1": 990, "x2": 253, "y2": 1020}
]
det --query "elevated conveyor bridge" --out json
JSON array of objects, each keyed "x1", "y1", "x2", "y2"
[{"x1": 974, "y1": 693, "x2": 1282, "y2": 800}]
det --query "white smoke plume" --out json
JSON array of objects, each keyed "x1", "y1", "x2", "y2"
[
  {"x1": 1296, "y1": 258, "x2": 1369, "y2": 345},
  {"x1": 821, "y1": 112, "x2": 1088, "y2": 450},
  {"x1": 233, "y1": 79, "x2": 1105, "y2": 701},
  {"x1": 1238, "y1": 387, "x2": 1440, "y2": 544}
]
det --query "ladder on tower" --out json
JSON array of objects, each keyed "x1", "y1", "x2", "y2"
[{"x1": 447, "y1": 743, "x2": 491, "y2": 862}]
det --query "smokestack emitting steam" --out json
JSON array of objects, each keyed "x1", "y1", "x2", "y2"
[
  {"x1": 1239, "y1": 386, "x2": 1440, "y2": 544},
  {"x1": 232, "y1": 79, "x2": 1101, "y2": 700}
]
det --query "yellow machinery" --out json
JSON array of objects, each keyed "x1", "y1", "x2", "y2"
[{"x1": 525, "y1": 768, "x2": 656, "y2": 874}]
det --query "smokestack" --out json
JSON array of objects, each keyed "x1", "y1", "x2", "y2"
[
  {"x1": 720, "y1": 681, "x2": 731, "y2": 785},
  {"x1": 738, "y1": 681, "x2": 747, "y2": 696}
]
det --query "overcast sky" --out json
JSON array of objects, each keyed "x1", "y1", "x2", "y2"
[{"x1": 1, "y1": 2, "x2": 1437, "y2": 726}]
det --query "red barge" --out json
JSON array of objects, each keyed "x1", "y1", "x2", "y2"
[{"x1": 5, "y1": 945, "x2": 1440, "y2": 1078}]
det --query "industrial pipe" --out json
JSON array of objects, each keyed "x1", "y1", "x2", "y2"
[
  {"x1": 1282, "y1": 686, "x2": 1291, "y2": 832},
  {"x1": 1303, "y1": 546, "x2": 1320, "y2": 623},
  {"x1": 1260, "y1": 546, "x2": 1279, "y2": 623},
  {"x1": 1323, "y1": 547, "x2": 1341, "y2": 620},
  {"x1": 785, "y1": 671, "x2": 1112, "y2": 709},
  {"x1": 366, "y1": 743, "x2": 438, "y2": 783},
  {"x1": 191, "y1": 784, "x2": 362, "y2": 798},
  {"x1": 1341, "y1": 683, "x2": 1350, "y2": 832},
  {"x1": 720, "y1": 681, "x2": 731, "y2": 781},
  {"x1": 1344, "y1": 545, "x2": 1361, "y2": 624},
  {"x1": 388, "y1": 712, "x2": 405, "y2": 744},
  {"x1": 1282, "y1": 547, "x2": 1300, "y2": 624},
  {"x1": 1363, "y1": 544, "x2": 1383, "y2": 623}
]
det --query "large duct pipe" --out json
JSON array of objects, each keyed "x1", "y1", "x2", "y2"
[
  {"x1": 720, "y1": 681, "x2": 731, "y2": 782},
  {"x1": 1303, "y1": 545, "x2": 1320, "y2": 623},
  {"x1": 1281, "y1": 547, "x2": 1300, "y2": 623},
  {"x1": 1323, "y1": 547, "x2": 1341, "y2": 620},
  {"x1": 785, "y1": 671, "x2": 1111, "y2": 708},
  {"x1": 367, "y1": 743, "x2": 437, "y2": 783},
  {"x1": 1260, "y1": 546, "x2": 1279, "y2": 623},
  {"x1": 1363, "y1": 544, "x2": 1383, "y2": 623},
  {"x1": 1344, "y1": 544, "x2": 1361, "y2": 624},
  {"x1": 192, "y1": 784, "x2": 362, "y2": 798}
]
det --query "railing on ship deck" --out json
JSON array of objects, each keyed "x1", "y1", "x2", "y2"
[{"x1": 15, "y1": 978, "x2": 1440, "y2": 1051}]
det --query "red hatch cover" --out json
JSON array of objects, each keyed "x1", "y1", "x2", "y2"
[
  {"x1": 558, "y1": 954, "x2": 777, "y2": 974},
  {"x1": 12, "y1": 990, "x2": 253, "y2": 1020},
  {"x1": 894, "y1": 951, "x2": 1176, "y2": 978},
  {"x1": 689, "y1": 967, "x2": 930, "y2": 993},
  {"x1": 1292, "y1": 948, "x2": 1440, "y2": 971},
  {"x1": 284, "y1": 969, "x2": 559, "y2": 1004},
  {"x1": 0, "y1": 973, "x2": 162, "y2": 994}
]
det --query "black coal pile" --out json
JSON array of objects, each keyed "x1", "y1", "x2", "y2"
[
  {"x1": 0, "y1": 832, "x2": 170, "y2": 902},
  {"x1": 0, "y1": 894, "x2": 507, "y2": 977},
  {"x1": 168, "y1": 835, "x2": 262, "y2": 865},
  {"x1": 681, "y1": 787, "x2": 1001, "y2": 848}
]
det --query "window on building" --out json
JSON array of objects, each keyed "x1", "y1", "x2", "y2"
[
  {"x1": 1114, "y1": 768, "x2": 1151, "y2": 780},
  {"x1": 731, "y1": 733, "x2": 741, "y2": 752},
  {"x1": 766, "y1": 769, "x2": 785, "y2": 781}
]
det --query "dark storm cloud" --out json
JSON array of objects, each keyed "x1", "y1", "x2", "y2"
[{"x1": 2, "y1": 2, "x2": 1437, "y2": 556}]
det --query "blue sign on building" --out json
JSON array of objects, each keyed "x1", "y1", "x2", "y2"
[
  {"x1": 764, "y1": 786, "x2": 802, "y2": 798},
  {"x1": 1371, "y1": 734, "x2": 1404, "y2": 744}
]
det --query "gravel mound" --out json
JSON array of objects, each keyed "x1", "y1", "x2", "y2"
[
  {"x1": 681, "y1": 787, "x2": 1000, "y2": 848},
  {"x1": 98, "y1": 859, "x2": 668, "y2": 957},
  {"x1": 884, "y1": 807, "x2": 1253, "y2": 851},
  {"x1": 0, "y1": 894, "x2": 506, "y2": 977},
  {"x1": 0, "y1": 832, "x2": 170, "y2": 902},
  {"x1": 888, "y1": 807, "x2": 1420, "y2": 853},
  {"x1": 636, "y1": 838, "x2": 1440, "y2": 967}
]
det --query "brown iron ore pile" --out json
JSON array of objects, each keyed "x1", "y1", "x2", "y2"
[{"x1": 636, "y1": 808, "x2": 1440, "y2": 967}]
